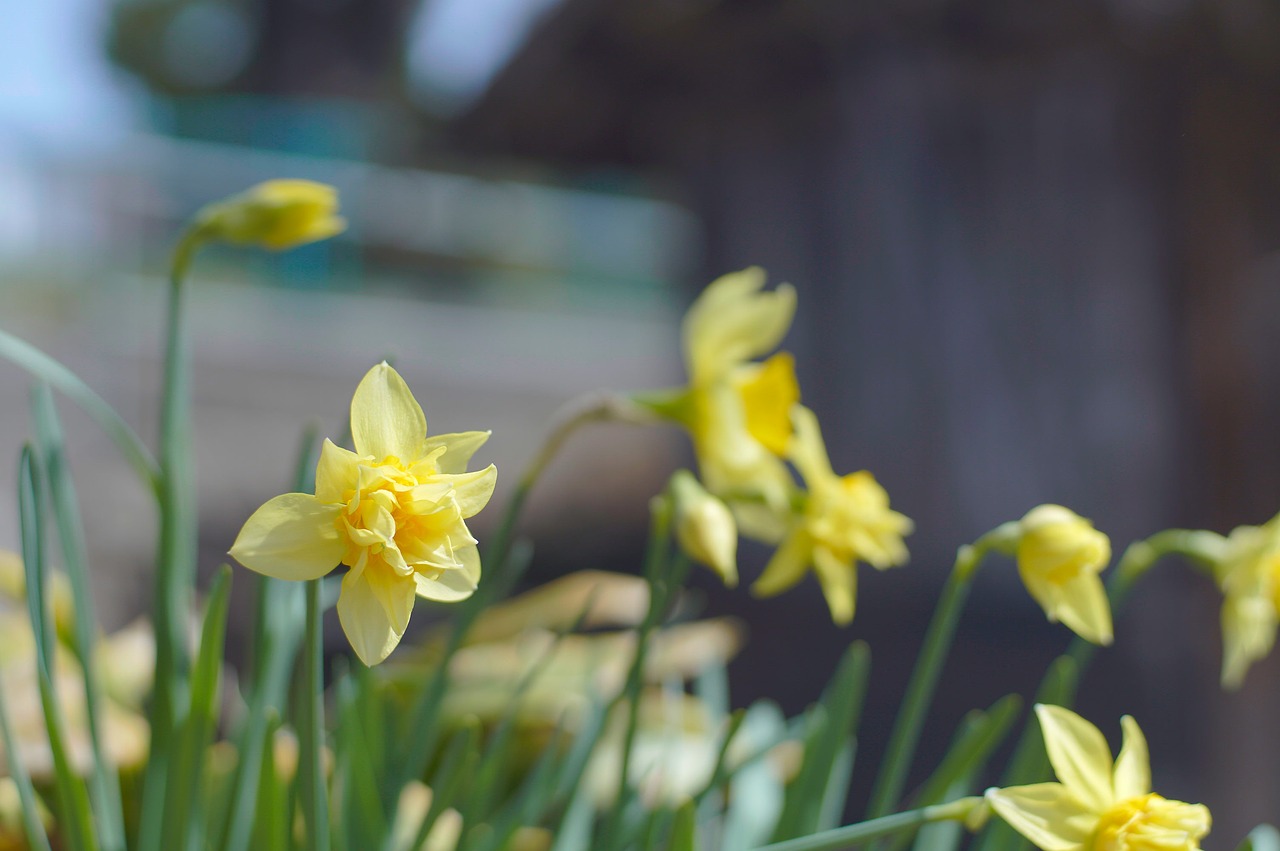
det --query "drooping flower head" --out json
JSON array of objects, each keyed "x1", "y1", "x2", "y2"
[
  {"x1": 986, "y1": 705, "x2": 1210, "y2": 851},
  {"x1": 1015, "y1": 505, "x2": 1113, "y2": 646},
  {"x1": 751, "y1": 406, "x2": 912, "y2": 625},
  {"x1": 231, "y1": 363, "x2": 496, "y2": 665},
  {"x1": 1212, "y1": 513, "x2": 1280, "y2": 689},
  {"x1": 639, "y1": 268, "x2": 800, "y2": 540},
  {"x1": 669, "y1": 470, "x2": 739, "y2": 587},
  {"x1": 197, "y1": 179, "x2": 346, "y2": 251}
]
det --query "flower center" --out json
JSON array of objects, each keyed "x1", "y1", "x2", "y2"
[
  {"x1": 335, "y1": 457, "x2": 467, "y2": 580},
  {"x1": 1092, "y1": 794, "x2": 1211, "y2": 851}
]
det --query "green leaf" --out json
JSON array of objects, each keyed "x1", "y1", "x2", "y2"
[
  {"x1": 773, "y1": 641, "x2": 870, "y2": 841},
  {"x1": 19, "y1": 446, "x2": 99, "y2": 851},
  {"x1": 1240, "y1": 825, "x2": 1280, "y2": 851},
  {"x1": 0, "y1": 330, "x2": 160, "y2": 497},
  {"x1": 0, "y1": 684, "x2": 53, "y2": 851},
  {"x1": 30, "y1": 382, "x2": 127, "y2": 851},
  {"x1": 669, "y1": 800, "x2": 700, "y2": 851},
  {"x1": 161, "y1": 565, "x2": 233, "y2": 851}
]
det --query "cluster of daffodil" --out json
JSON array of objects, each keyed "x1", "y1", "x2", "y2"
[{"x1": 0, "y1": 177, "x2": 1271, "y2": 851}]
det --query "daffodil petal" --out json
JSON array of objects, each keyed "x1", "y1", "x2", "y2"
[
  {"x1": 1035, "y1": 704, "x2": 1115, "y2": 812},
  {"x1": 437, "y1": 466, "x2": 498, "y2": 519},
  {"x1": 314, "y1": 439, "x2": 362, "y2": 504},
  {"x1": 366, "y1": 565, "x2": 415, "y2": 635},
  {"x1": 811, "y1": 544, "x2": 856, "y2": 626},
  {"x1": 1051, "y1": 573, "x2": 1114, "y2": 646},
  {"x1": 683, "y1": 268, "x2": 796, "y2": 384},
  {"x1": 1220, "y1": 594, "x2": 1276, "y2": 689},
  {"x1": 751, "y1": 529, "x2": 812, "y2": 598},
  {"x1": 415, "y1": 566, "x2": 478, "y2": 602},
  {"x1": 338, "y1": 570, "x2": 403, "y2": 666},
  {"x1": 1113, "y1": 715, "x2": 1150, "y2": 801},
  {"x1": 351, "y1": 363, "x2": 427, "y2": 462},
  {"x1": 789, "y1": 406, "x2": 834, "y2": 486},
  {"x1": 230, "y1": 494, "x2": 344, "y2": 581},
  {"x1": 423, "y1": 431, "x2": 491, "y2": 474},
  {"x1": 458, "y1": 545, "x2": 481, "y2": 585},
  {"x1": 985, "y1": 784, "x2": 1095, "y2": 851}
]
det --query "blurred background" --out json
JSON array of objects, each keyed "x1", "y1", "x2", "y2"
[{"x1": 3, "y1": 0, "x2": 1280, "y2": 839}]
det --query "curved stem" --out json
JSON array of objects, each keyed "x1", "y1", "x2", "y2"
[
  {"x1": 865, "y1": 525, "x2": 1016, "y2": 819},
  {"x1": 761, "y1": 799, "x2": 982, "y2": 851}
]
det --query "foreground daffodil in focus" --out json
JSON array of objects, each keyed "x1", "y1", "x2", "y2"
[
  {"x1": 986, "y1": 705, "x2": 1210, "y2": 851},
  {"x1": 1015, "y1": 505, "x2": 1113, "y2": 645},
  {"x1": 1211, "y1": 513, "x2": 1280, "y2": 688},
  {"x1": 231, "y1": 363, "x2": 496, "y2": 665},
  {"x1": 197, "y1": 179, "x2": 347, "y2": 250},
  {"x1": 751, "y1": 405, "x2": 911, "y2": 624}
]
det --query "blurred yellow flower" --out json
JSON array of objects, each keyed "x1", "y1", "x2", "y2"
[
  {"x1": 198, "y1": 179, "x2": 346, "y2": 250},
  {"x1": 1015, "y1": 505, "x2": 1113, "y2": 645},
  {"x1": 986, "y1": 705, "x2": 1210, "y2": 851},
  {"x1": 670, "y1": 470, "x2": 738, "y2": 587},
  {"x1": 751, "y1": 406, "x2": 911, "y2": 625},
  {"x1": 641, "y1": 268, "x2": 800, "y2": 539},
  {"x1": 1212, "y1": 514, "x2": 1280, "y2": 689},
  {"x1": 230, "y1": 363, "x2": 496, "y2": 666}
]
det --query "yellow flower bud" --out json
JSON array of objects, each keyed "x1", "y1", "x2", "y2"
[
  {"x1": 670, "y1": 471, "x2": 739, "y2": 587},
  {"x1": 1014, "y1": 505, "x2": 1113, "y2": 645},
  {"x1": 197, "y1": 179, "x2": 346, "y2": 251}
]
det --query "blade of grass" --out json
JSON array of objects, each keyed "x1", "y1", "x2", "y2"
[
  {"x1": 669, "y1": 800, "x2": 699, "y2": 851},
  {"x1": 772, "y1": 641, "x2": 871, "y2": 841},
  {"x1": 30, "y1": 383, "x2": 126, "y2": 851},
  {"x1": 0, "y1": 330, "x2": 160, "y2": 498},
  {"x1": 0, "y1": 682, "x2": 53, "y2": 851},
  {"x1": 19, "y1": 446, "x2": 99, "y2": 851},
  {"x1": 972, "y1": 657, "x2": 1076, "y2": 851},
  {"x1": 161, "y1": 565, "x2": 232, "y2": 851},
  {"x1": 406, "y1": 721, "x2": 481, "y2": 851}
]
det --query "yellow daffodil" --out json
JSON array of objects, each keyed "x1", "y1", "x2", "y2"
[
  {"x1": 640, "y1": 268, "x2": 800, "y2": 540},
  {"x1": 197, "y1": 179, "x2": 346, "y2": 250},
  {"x1": 670, "y1": 470, "x2": 738, "y2": 587},
  {"x1": 230, "y1": 363, "x2": 496, "y2": 666},
  {"x1": 1211, "y1": 514, "x2": 1280, "y2": 689},
  {"x1": 751, "y1": 406, "x2": 911, "y2": 625},
  {"x1": 1013, "y1": 505, "x2": 1113, "y2": 645},
  {"x1": 986, "y1": 705, "x2": 1210, "y2": 851}
]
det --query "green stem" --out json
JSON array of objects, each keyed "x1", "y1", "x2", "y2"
[
  {"x1": 865, "y1": 526, "x2": 1016, "y2": 819},
  {"x1": 760, "y1": 800, "x2": 980, "y2": 851},
  {"x1": 142, "y1": 227, "x2": 205, "y2": 851},
  {"x1": 300, "y1": 578, "x2": 330, "y2": 851}
]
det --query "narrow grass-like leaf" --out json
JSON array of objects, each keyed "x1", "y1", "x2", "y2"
[
  {"x1": 721, "y1": 701, "x2": 789, "y2": 851},
  {"x1": 885, "y1": 695, "x2": 1021, "y2": 851},
  {"x1": 772, "y1": 641, "x2": 870, "y2": 841},
  {"x1": 407, "y1": 720, "x2": 481, "y2": 851},
  {"x1": 0, "y1": 330, "x2": 161, "y2": 497},
  {"x1": 252, "y1": 715, "x2": 289, "y2": 851},
  {"x1": 161, "y1": 565, "x2": 232, "y2": 850},
  {"x1": 815, "y1": 742, "x2": 856, "y2": 832},
  {"x1": 19, "y1": 446, "x2": 98, "y2": 851},
  {"x1": 333, "y1": 669, "x2": 386, "y2": 851},
  {"x1": 0, "y1": 684, "x2": 53, "y2": 851},
  {"x1": 669, "y1": 800, "x2": 699, "y2": 851},
  {"x1": 973, "y1": 657, "x2": 1076, "y2": 851},
  {"x1": 391, "y1": 538, "x2": 534, "y2": 800},
  {"x1": 30, "y1": 383, "x2": 126, "y2": 851},
  {"x1": 867, "y1": 569, "x2": 972, "y2": 820}
]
